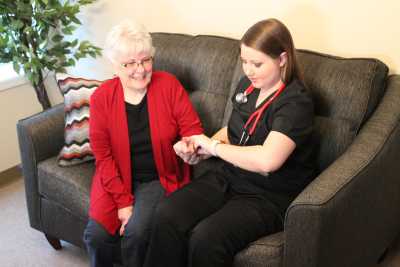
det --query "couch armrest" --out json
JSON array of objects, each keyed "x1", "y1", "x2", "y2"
[
  {"x1": 16, "y1": 104, "x2": 65, "y2": 230},
  {"x1": 284, "y1": 75, "x2": 400, "y2": 267}
]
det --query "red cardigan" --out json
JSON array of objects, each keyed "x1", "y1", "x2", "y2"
[{"x1": 88, "y1": 71, "x2": 203, "y2": 234}]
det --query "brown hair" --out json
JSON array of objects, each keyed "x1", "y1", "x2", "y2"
[{"x1": 241, "y1": 18, "x2": 302, "y2": 84}]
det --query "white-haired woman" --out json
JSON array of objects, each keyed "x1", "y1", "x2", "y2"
[{"x1": 83, "y1": 20, "x2": 203, "y2": 267}]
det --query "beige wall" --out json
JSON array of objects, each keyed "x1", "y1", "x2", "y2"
[
  {"x1": 1, "y1": 0, "x2": 399, "y2": 171},
  {"x1": 72, "y1": 0, "x2": 400, "y2": 78},
  {"x1": 0, "y1": 83, "x2": 41, "y2": 171},
  {"x1": 0, "y1": 77, "x2": 62, "y2": 172}
]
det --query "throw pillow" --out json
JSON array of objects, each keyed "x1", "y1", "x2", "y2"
[{"x1": 57, "y1": 76, "x2": 104, "y2": 166}]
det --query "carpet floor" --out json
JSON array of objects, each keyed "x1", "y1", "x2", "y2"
[{"x1": 0, "y1": 173, "x2": 88, "y2": 267}]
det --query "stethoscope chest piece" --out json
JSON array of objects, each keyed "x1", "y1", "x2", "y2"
[
  {"x1": 235, "y1": 92, "x2": 248, "y2": 104},
  {"x1": 236, "y1": 83, "x2": 286, "y2": 146}
]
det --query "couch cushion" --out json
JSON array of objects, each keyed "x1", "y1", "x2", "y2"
[
  {"x1": 234, "y1": 232, "x2": 283, "y2": 267},
  {"x1": 38, "y1": 156, "x2": 94, "y2": 219},
  {"x1": 152, "y1": 33, "x2": 240, "y2": 136},
  {"x1": 297, "y1": 50, "x2": 388, "y2": 172},
  {"x1": 57, "y1": 76, "x2": 104, "y2": 166}
]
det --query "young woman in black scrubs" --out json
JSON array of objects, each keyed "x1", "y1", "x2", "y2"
[{"x1": 144, "y1": 18, "x2": 315, "y2": 267}]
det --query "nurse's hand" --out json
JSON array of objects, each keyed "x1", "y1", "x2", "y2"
[{"x1": 190, "y1": 134, "x2": 214, "y2": 157}]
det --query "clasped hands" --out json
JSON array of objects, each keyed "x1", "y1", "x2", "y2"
[{"x1": 174, "y1": 134, "x2": 216, "y2": 165}]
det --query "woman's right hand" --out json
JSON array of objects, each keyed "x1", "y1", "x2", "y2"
[{"x1": 118, "y1": 205, "x2": 133, "y2": 236}]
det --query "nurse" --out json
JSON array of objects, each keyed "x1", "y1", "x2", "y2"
[{"x1": 145, "y1": 18, "x2": 316, "y2": 267}]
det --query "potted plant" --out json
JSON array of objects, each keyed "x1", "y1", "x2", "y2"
[{"x1": 0, "y1": 0, "x2": 102, "y2": 110}]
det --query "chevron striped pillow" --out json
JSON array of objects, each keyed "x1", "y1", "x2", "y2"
[{"x1": 57, "y1": 76, "x2": 104, "y2": 166}]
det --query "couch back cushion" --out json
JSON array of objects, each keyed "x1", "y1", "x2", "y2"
[
  {"x1": 151, "y1": 33, "x2": 240, "y2": 136},
  {"x1": 297, "y1": 50, "x2": 388, "y2": 172},
  {"x1": 151, "y1": 32, "x2": 389, "y2": 174}
]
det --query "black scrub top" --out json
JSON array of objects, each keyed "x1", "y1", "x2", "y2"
[{"x1": 222, "y1": 76, "x2": 316, "y2": 208}]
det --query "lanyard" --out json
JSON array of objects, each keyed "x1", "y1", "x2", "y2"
[{"x1": 239, "y1": 83, "x2": 286, "y2": 145}]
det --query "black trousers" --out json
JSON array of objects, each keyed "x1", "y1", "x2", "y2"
[
  {"x1": 144, "y1": 172, "x2": 284, "y2": 267},
  {"x1": 83, "y1": 180, "x2": 164, "y2": 267}
]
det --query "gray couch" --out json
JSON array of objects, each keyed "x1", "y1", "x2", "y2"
[{"x1": 17, "y1": 32, "x2": 400, "y2": 267}]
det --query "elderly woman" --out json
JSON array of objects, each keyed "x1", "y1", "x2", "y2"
[{"x1": 83, "y1": 20, "x2": 203, "y2": 267}]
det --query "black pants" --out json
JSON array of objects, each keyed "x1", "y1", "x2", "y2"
[
  {"x1": 144, "y1": 172, "x2": 284, "y2": 267},
  {"x1": 83, "y1": 180, "x2": 164, "y2": 267}
]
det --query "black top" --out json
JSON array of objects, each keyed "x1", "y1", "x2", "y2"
[
  {"x1": 223, "y1": 76, "x2": 316, "y2": 209},
  {"x1": 125, "y1": 95, "x2": 158, "y2": 185}
]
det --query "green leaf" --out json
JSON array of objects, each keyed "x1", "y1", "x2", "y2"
[
  {"x1": 74, "y1": 51, "x2": 82, "y2": 60},
  {"x1": 78, "y1": 40, "x2": 90, "y2": 50},
  {"x1": 11, "y1": 20, "x2": 24, "y2": 30},
  {"x1": 52, "y1": 34, "x2": 63, "y2": 42},
  {"x1": 38, "y1": 39, "x2": 48, "y2": 50},
  {"x1": 61, "y1": 26, "x2": 72, "y2": 35},
  {"x1": 59, "y1": 40, "x2": 70, "y2": 48},
  {"x1": 70, "y1": 15, "x2": 81, "y2": 25},
  {"x1": 78, "y1": 0, "x2": 96, "y2": 5},
  {"x1": 67, "y1": 58, "x2": 75, "y2": 66},
  {"x1": 70, "y1": 39, "x2": 78, "y2": 48},
  {"x1": 23, "y1": 61, "x2": 31, "y2": 70},
  {"x1": 70, "y1": 5, "x2": 80, "y2": 15},
  {"x1": 26, "y1": 72, "x2": 33, "y2": 83},
  {"x1": 17, "y1": 43, "x2": 30, "y2": 53},
  {"x1": 17, "y1": 2, "x2": 32, "y2": 17},
  {"x1": 12, "y1": 61, "x2": 20, "y2": 74},
  {"x1": 31, "y1": 57, "x2": 41, "y2": 68}
]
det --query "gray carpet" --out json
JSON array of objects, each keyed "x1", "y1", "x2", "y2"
[
  {"x1": 1, "y1": 171, "x2": 400, "y2": 267},
  {"x1": 0, "y1": 173, "x2": 89, "y2": 267}
]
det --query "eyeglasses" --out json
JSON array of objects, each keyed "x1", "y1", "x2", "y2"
[{"x1": 120, "y1": 57, "x2": 153, "y2": 71}]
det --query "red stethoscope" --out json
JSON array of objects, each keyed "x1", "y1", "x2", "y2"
[{"x1": 236, "y1": 83, "x2": 286, "y2": 145}]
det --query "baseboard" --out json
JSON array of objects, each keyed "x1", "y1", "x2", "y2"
[{"x1": 0, "y1": 165, "x2": 22, "y2": 186}]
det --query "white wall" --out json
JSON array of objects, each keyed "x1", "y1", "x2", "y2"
[{"x1": 1, "y1": 0, "x2": 399, "y2": 171}]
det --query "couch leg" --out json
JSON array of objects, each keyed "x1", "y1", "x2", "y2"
[{"x1": 45, "y1": 234, "x2": 62, "y2": 250}]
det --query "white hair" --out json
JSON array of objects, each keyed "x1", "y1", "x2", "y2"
[{"x1": 104, "y1": 20, "x2": 155, "y2": 63}]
